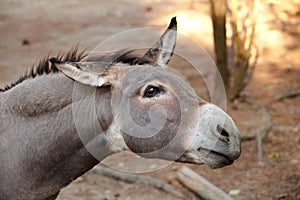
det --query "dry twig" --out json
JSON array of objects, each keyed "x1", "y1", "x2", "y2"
[
  {"x1": 273, "y1": 92, "x2": 300, "y2": 101},
  {"x1": 241, "y1": 135, "x2": 256, "y2": 142},
  {"x1": 244, "y1": 97, "x2": 271, "y2": 163},
  {"x1": 91, "y1": 165, "x2": 183, "y2": 198}
]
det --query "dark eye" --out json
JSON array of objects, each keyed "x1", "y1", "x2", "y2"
[{"x1": 143, "y1": 86, "x2": 162, "y2": 98}]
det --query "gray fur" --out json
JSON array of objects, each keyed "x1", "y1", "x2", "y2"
[{"x1": 0, "y1": 17, "x2": 240, "y2": 200}]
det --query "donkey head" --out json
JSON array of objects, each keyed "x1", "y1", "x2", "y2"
[{"x1": 50, "y1": 17, "x2": 240, "y2": 168}]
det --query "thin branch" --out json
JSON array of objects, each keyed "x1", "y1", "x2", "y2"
[
  {"x1": 241, "y1": 135, "x2": 256, "y2": 142},
  {"x1": 273, "y1": 92, "x2": 300, "y2": 101},
  {"x1": 91, "y1": 165, "x2": 184, "y2": 198},
  {"x1": 244, "y1": 97, "x2": 271, "y2": 163},
  {"x1": 244, "y1": 43, "x2": 259, "y2": 85}
]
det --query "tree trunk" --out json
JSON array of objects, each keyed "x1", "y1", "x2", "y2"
[{"x1": 210, "y1": 0, "x2": 230, "y2": 96}]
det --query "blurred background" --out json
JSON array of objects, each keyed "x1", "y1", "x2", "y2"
[{"x1": 0, "y1": 0, "x2": 299, "y2": 199}]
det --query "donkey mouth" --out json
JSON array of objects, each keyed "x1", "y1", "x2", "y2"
[
  {"x1": 198, "y1": 148, "x2": 234, "y2": 168},
  {"x1": 178, "y1": 149, "x2": 234, "y2": 168}
]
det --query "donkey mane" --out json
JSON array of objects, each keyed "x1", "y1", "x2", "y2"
[
  {"x1": 0, "y1": 46, "x2": 151, "y2": 92},
  {"x1": 0, "y1": 46, "x2": 87, "y2": 92}
]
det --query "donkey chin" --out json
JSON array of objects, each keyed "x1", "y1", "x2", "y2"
[{"x1": 177, "y1": 103, "x2": 241, "y2": 169}]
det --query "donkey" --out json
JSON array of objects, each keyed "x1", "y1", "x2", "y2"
[{"x1": 0, "y1": 17, "x2": 240, "y2": 200}]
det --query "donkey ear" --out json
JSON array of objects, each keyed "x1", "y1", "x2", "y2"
[
  {"x1": 49, "y1": 57, "x2": 108, "y2": 87},
  {"x1": 141, "y1": 17, "x2": 177, "y2": 67}
]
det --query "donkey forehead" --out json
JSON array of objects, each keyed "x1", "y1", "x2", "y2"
[
  {"x1": 122, "y1": 65, "x2": 189, "y2": 87},
  {"x1": 119, "y1": 65, "x2": 197, "y2": 97}
]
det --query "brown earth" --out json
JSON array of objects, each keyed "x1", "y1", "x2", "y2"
[{"x1": 0, "y1": 0, "x2": 299, "y2": 200}]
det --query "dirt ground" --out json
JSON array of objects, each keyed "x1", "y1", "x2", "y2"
[{"x1": 0, "y1": 0, "x2": 299, "y2": 199}]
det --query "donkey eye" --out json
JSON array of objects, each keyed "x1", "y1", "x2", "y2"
[{"x1": 143, "y1": 86, "x2": 163, "y2": 98}]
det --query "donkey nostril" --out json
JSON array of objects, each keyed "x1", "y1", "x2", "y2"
[{"x1": 217, "y1": 124, "x2": 230, "y2": 138}]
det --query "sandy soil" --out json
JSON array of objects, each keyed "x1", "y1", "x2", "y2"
[{"x1": 0, "y1": 0, "x2": 299, "y2": 199}]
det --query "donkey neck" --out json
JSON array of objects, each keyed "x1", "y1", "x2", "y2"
[{"x1": 0, "y1": 74, "x2": 115, "y2": 200}]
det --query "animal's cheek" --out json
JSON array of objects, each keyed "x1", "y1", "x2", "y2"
[{"x1": 128, "y1": 102, "x2": 151, "y2": 127}]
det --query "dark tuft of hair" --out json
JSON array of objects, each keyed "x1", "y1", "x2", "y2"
[
  {"x1": 0, "y1": 46, "x2": 155, "y2": 92},
  {"x1": 0, "y1": 45, "x2": 87, "y2": 92}
]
